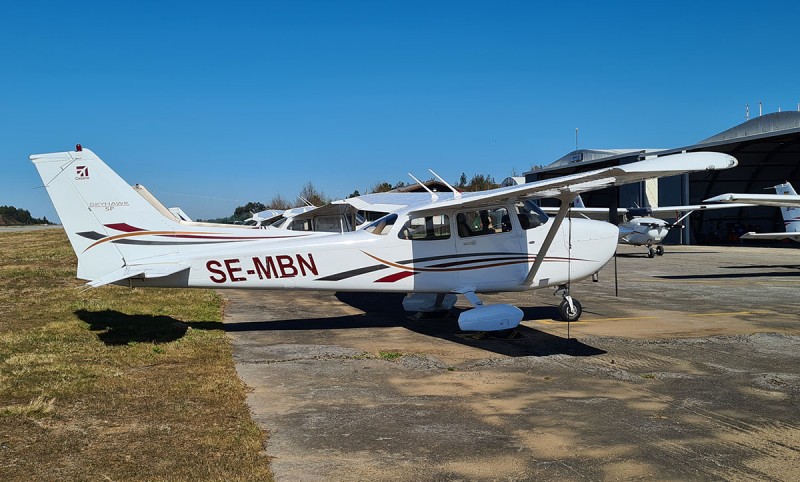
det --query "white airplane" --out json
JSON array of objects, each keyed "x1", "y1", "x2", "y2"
[
  {"x1": 245, "y1": 197, "x2": 401, "y2": 231},
  {"x1": 278, "y1": 193, "x2": 431, "y2": 232},
  {"x1": 244, "y1": 209, "x2": 285, "y2": 226},
  {"x1": 31, "y1": 146, "x2": 737, "y2": 328},
  {"x1": 543, "y1": 196, "x2": 753, "y2": 257},
  {"x1": 705, "y1": 182, "x2": 800, "y2": 242},
  {"x1": 244, "y1": 207, "x2": 316, "y2": 228}
]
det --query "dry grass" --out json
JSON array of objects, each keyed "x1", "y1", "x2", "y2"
[{"x1": 0, "y1": 228, "x2": 273, "y2": 481}]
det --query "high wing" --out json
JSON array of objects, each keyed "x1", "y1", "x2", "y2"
[
  {"x1": 704, "y1": 193, "x2": 800, "y2": 209},
  {"x1": 645, "y1": 202, "x2": 754, "y2": 214},
  {"x1": 740, "y1": 232, "x2": 800, "y2": 241},
  {"x1": 540, "y1": 202, "x2": 753, "y2": 216},
  {"x1": 247, "y1": 209, "x2": 285, "y2": 224},
  {"x1": 408, "y1": 152, "x2": 737, "y2": 216}
]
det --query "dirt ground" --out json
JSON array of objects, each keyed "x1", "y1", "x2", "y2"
[{"x1": 223, "y1": 244, "x2": 800, "y2": 481}]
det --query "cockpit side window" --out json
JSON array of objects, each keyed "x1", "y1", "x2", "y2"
[
  {"x1": 456, "y1": 207, "x2": 511, "y2": 237},
  {"x1": 515, "y1": 200, "x2": 549, "y2": 230},
  {"x1": 398, "y1": 214, "x2": 450, "y2": 241},
  {"x1": 365, "y1": 213, "x2": 398, "y2": 235}
]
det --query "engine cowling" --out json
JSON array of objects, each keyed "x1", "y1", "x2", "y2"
[{"x1": 457, "y1": 304, "x2": 523, "y2": 332}]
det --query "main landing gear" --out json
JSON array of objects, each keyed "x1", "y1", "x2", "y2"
[
  {"x1": 646, "y1": 244, "x2": 665, "y2": 258},
  {"x1": 555, "y1": 285, "x2": 582, "y2": 322}
]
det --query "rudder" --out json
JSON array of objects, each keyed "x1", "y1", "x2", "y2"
[
  {"x1": 774, "y1": 182, "x2": 799, "y2": 233},
  {"x1": 30, "y1": 147, "x2": 179, "y2": 280}
]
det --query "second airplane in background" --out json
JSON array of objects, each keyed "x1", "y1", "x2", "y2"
[
  {"x1": 705, "y1": 182, "x2": 800, "y2": 242},
  {"x1": 543, "y1": 196, "x2": 752, "y2": 257}
]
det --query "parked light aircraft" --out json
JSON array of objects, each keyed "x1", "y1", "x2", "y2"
[
  {"x1": 245, "y1": 207, "x2": 314, "y2": 228},
  {"x1": 705, "y1": 182, "x2": 800, "y2": 242},
  {"x1": 244, "y1": 209, "x2": 285, "y2": 226},
  {"x1": 244, "y1": 195, "x2": 409, "y2": 231},
  {"x1": 31, "y1": 146, "x2": 737, "y2": 328},
  {"x1": 543, "y1": 196, "x2": 753, "y2": 257}
]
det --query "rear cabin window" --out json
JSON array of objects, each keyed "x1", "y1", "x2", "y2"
[
  {"x1": 288, "y1": 218, "x2": 313, "y2": 231},
  {"x1": 455, "y1": 207, "x2": 512, "y2": 237},
  {"x1": 398, "y1": 214, "x2": 451, "y2": 241},
  {"x1": 314, "y1": 215, "x2": 346, "y2": 233}
]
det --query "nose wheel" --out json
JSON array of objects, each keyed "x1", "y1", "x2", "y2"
[
  {"x1": 646, "y1": 244, "x2": 665, "y2": 258},
  {"x1": 557, "y1": 295, "x2": 583, "y2": 322}
]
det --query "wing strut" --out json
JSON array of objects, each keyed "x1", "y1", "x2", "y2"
[{"x1": 523, "y1": 194, "x2": 576, "y2": 286}]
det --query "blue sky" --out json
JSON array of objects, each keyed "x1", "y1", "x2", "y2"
[{"x1": 3, "y1": 0, "x2": 799, "y2": 222}]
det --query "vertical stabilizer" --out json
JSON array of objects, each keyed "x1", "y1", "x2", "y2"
[
  {"x1": 774, "y1": 182, "x2": 799, "y2": 233},
  {"x1": 30, "y1": 148, "x2": 179, "y2": 280}
]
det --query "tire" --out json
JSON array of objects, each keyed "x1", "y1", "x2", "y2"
[
  {"x1": 647, "y1": 248, "x2": 656, "y2": 258},
  {"x1": 558, "y1": 298, "x2": 582, "y2": 322},
  {"x1": 656, "y1": 245, "x2": 664, "y2": 256}
]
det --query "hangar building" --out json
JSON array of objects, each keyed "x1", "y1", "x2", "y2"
[{"x1": 523, "y1": 111, "x2": 800, "y2": 244}]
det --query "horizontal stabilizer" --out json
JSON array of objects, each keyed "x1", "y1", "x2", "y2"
[
  {"x1": 87, "y1": 263, "x2": 188, "y2": 288},
  {"x1": 740, "y1": 232, "x2": 800, "y2": 242}
]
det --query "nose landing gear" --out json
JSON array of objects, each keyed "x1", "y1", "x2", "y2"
[
  {"x1": 555, "y1": 285, "x2": 583, "y2": 322},
  {"x1": 646, "y1": 244, "x2": 665, "y2": 258}
]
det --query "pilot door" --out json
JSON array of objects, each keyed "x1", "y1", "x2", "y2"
[{"x1": 454, "y1": 206, "x2": 525, "y2": 289}]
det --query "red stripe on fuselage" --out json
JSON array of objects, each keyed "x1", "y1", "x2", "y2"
[{"x1": 374, "y1": 271, "x2": 416, "y2": 283}]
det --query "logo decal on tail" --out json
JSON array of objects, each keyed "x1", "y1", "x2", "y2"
[{"x1": 75, "y1": 165, "x2": 89, "y2": 180}]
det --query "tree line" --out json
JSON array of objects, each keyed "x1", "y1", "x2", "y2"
[{"x1": 0, "y1": 206, "x2": 52, "y2": 226}]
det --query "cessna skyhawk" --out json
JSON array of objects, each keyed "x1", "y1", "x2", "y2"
[{"x1": 31, "y1": 146, "x2": 737, "y2": 329}]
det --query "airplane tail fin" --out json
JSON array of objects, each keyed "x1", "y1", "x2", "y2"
[
  {"x1": 774, "y1": 182, "x2": 797, "y2": 196},
  {"x1": 30, "y1": 147, "x2": 181, "y2": 281},
  {"x1": 572, "y1": 195, "x2": 586, "y2": 209},
  {"x1": 774, "y1": 182, "x2": 799, "y2": 233}
]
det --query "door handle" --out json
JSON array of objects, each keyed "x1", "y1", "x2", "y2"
[{"x1": 463, "y1": 240, "x2": 476, "y2": 246}]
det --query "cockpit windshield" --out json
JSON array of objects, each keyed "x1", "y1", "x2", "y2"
[
  {"x1": 364, "y1": 213, "x2": 398, "y2": 235},
  {"x1": 515, "y1": 200, "x2": 549, "y2": 229}
]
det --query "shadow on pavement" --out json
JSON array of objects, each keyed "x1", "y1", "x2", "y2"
[{"x1": 223, "y1": 292, "x2": 605, "y2": 358}]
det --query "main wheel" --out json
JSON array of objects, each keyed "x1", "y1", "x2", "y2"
[
  {"x1": 655, "y1": 245, "x2": 664, "y2": 256},
  {"x1": 558, "y1": 298, "x2": 582, "y2": 322},
  {"x1": 647, "y1": 247, "x2": 656, "y2": 258}
]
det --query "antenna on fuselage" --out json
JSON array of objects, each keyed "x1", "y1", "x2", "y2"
[
  {"x1": 427, "y1": 169, "x2": 462, "y2": 199},
  {"x1": 408, "y1": 173, "x2": 439, "y2": 202}
]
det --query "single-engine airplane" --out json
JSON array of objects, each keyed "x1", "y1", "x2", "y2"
[
  {"x1": 705, "y1": 182, "x2": 800, "y2": 242},
  {"x1": 543, "y1": 195, "x2": 753, "y2": 257},
  {"x1": 31, "y1": 146, "x2": 737, "y2": 329}
]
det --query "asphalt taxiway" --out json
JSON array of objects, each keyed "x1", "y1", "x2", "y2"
[{"x1": 223, "y1": 244, "x2": 799, "y2": 481}]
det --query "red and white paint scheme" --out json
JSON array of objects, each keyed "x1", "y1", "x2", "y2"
[{"x1": 32, "y1": 147, "x2": 737, "y2": 330}]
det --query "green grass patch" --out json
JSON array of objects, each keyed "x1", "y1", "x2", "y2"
[
  {"x1": 0, "y1": 229, "x2": 272, "y2": 481},
  {"x1": 378, "y1": 351, "x2": 404, "y2": 361}
]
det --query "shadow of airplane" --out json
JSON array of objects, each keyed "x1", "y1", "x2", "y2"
[
  {"x1": 615, "y1": 250, "x2": 723, "y2": 259},
  {"x1": 656, "y1": 270, "x2": 800, "y2": 281},
  {"x1": 223, "y1": 292, "x2": 605, "y2": 358},
  {"x1": 721, "y1": 264, "x2": 800, "y2": 271},
  {"x1": 75, "y1": 309, "x2": 221, "y2": 346}
]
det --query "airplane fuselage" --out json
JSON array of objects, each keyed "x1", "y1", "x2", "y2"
[
  {"x1": 123, "y1": 206, "x2": 619, "y2": 295},
  {"x1": 618, "y1": 216, "x2": 669, "y2": 247}
]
